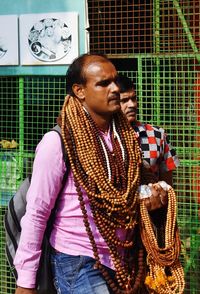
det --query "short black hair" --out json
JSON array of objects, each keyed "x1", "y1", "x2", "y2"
[
  {"x1": 66, "y1": 53, "x2": 110, "y2": 96},
  {"x1": 117, "y1": 74, "x2": 135, "y2": 93}
]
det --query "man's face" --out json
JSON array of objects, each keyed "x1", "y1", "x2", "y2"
[
  {"x1": 78, "y1": 58, "x2": 120, "y2": 120},
  {"x1": 120, "y1": 90, "x2": 138, "y2": 123}
]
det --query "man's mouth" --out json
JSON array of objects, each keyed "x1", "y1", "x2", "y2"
[
  {"x1": 109, "y1": 95, "x2": 120, "y2": 103},
  {"x1": 127, "y1": 109, "x2": 136, "y2": 116}
]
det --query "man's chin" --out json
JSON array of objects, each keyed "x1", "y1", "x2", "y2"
[
  {"x1": 112, "y1": 104, "x2": 121, "y2": 113},
  {"x1": 127, "y1": 115, "x2": 136, "y2": 123}
]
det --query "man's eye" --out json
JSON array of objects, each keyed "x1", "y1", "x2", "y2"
[{"x1": 99, "y1": 80, "x2": 110, "y2": 87}]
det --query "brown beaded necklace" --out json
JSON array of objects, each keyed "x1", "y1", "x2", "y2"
[
  {"x1": 84, "y1": 109, "x2": 128, "y2": 191},
  {"x1": 60, "y1": 95, "x2": 145, "y2": 293},
  {"x1": 140, "y1": 187, "x2": 185, "y2": 293}
]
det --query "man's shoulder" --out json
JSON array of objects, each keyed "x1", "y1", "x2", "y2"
[{"x1": 133, "y1": 121, "x2": 165, "y2": 134}]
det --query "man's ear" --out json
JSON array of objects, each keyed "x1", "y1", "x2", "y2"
[{"x1": 72, "y1": 84, "x2": 85, "y2": 101}]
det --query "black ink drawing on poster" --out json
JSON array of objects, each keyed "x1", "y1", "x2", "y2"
[
  {"x1": 0, "y1": 15, "x2": 19, "y2": 66},
  {"x1": 20, "y1": 12, "x2": 79, "y2": 65}
]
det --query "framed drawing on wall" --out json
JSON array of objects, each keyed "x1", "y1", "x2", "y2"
[
  {"x1": 20, "y1": 12, "x2": 79, "y2": 65},
  {"x1": 0, "y1": 15, "x2": 19, "y2": 65}
]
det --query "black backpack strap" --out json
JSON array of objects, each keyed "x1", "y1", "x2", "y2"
[
  {"x1": 52, "y1": 124, "x2": 69, "y2": 174},
  {"x1": 45, "y1": 125, "x2": 70, "y2": 236}
]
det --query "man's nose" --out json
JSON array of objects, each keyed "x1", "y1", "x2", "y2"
[
  {"x1": 111, "y1": 81, "x2": 120, "y2": 92},
  {"x1": 127, "y1": 99, "x2": 135, "y2": 107}
]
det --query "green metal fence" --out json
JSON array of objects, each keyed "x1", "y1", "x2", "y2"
[
  {"x1": 88, "y1": 0, "x2": 200, "y2": 291},
  {"x1": 0, "y1": 76, "x2": 66, "y2": 293},
  {"x1": 0, "y1": 61, "x2": 200, "y2": 294}
]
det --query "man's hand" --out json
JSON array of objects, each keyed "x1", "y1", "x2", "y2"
[
  {"x1": 139, "y1": 182, "x2": 170, "y2": 211},
  {"x1": 144, "y1": 183, "x2": 168, "y2": 211},
  {"x1": 15, "y1": 287, "x2": 37, "y2": 294}
]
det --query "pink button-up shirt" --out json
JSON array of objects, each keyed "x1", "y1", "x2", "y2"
[{"x1": 14, "y1": 129, "x2": 124, "y2": 288}]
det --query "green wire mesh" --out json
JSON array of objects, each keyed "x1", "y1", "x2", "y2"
[
  {"x1": 0, "y1": 76, "x2": 66, "y2": 293},
  {"x1": 1, "y1": 0, "x2": 200, "y2": 293}
]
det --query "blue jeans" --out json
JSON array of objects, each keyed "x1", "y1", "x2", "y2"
[{"x1": 51, "y1": 251, "x2": 116, "y2": 294}]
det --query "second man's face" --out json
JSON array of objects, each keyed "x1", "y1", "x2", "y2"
[{"x1": 120, "y1": 90, "x2": 138, "y2": 123}]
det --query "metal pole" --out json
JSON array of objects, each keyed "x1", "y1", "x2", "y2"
[
  {"x1": 18, "y1": 77, "x2": 24, "y2": 180},
  {"x1": 154, "y1": 0, "x2": 161, "y2": 125}
]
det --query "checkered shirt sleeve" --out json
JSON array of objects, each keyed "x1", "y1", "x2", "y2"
[{"x1": 133, "y1": 122, "x2": 180, "y2": 174}]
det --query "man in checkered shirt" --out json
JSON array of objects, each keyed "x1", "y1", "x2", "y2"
[{"x1": 118, "y1": 74, "x2": 179, "y2": 186}]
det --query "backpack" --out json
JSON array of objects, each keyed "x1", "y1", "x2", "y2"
[{"x1": 4, "y1": 125, "x2": 69, "y2": 293}]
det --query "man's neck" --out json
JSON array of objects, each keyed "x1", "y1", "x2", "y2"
[
  {"x1": 91, "y1": 114, "x2": 112, "y2": 134},
  {"x1": 131, "y1": 120, "x2": 137, "y2": 126},
  {"x1": 83, "y1": 104, "x2": 112, "y2": 133}
]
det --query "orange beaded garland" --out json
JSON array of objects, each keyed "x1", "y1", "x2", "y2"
[
  {"x1": 59, "y1": 95, "x2": 184, "y2": 293},
  {"x1": 60, "y1": 95, "x2": 144, "y2": 293}
]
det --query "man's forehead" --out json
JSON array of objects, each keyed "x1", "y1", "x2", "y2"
[
  {"x1": 120, "y1": 90, "x2": 136, "y2": 98},
  {"x1": 85, "y1": 55, "x2": 113, "y2": 68},
  {"x1": 85, "y1": 60, "x2": 117, "y2": 81},
  {"x1": 86, "y1": 59, "x2": 115, "y2": 71}
]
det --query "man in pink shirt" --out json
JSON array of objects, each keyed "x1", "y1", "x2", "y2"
[{"x1": 14, "y1": 53, "x2": 171, "y2": 294}]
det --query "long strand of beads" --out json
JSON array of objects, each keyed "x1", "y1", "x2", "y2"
[
  {"x1": 112, "y1": 119, "x2": 125, "y2": 161},
  {"x1": 60, "y1": 96, "x2": 144, "y2": 293},
  {"x1": 139, "y1": 187, "x2": 185, "y2": 293},
  {"x1": 99, "y1": 136, "x2": 112, "y2": 180}
]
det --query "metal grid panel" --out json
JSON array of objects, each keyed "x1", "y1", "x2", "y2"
[
  {"x1": 88, "y1": 0, "x2": 153, "y2": 55},
  {"x1": 159, "y1": 0, "x2": 200, "y2": 53},
  {"x1": 0, "y1": 77, "x2": 66, "y2": 293},
  {"x1": 0, "y1": 78, "x2": 19, "y2": 294},
  {"x1": 23, "y1": 77, "x2": 66, "y2": 152},
  {"x1": 88, "y1": 0, "x2": 200, "y2": 56},
  {"x1": 88, "y1": 0, "x2": 200, "y2": 293},
  {"x1": 115, "y1": 54, "x2": 200, "y2": 294},
  {"x1": 1, "y1": 69, "x2": 200, "y2": 292},
  {"x1": 0, "y1": 0, "x2": 200, "y2": 293}
]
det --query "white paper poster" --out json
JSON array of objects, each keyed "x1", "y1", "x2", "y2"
[
  {"x1": 0, "y1": 15, "x2": 19, "y2": 65},
  {"x1": 20, "y1": 12, "x2": 79, "y2": 65}
]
